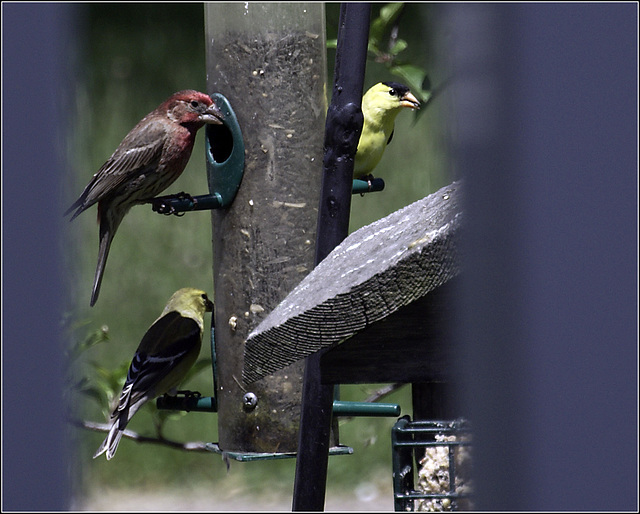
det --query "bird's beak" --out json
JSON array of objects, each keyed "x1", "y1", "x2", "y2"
[
  {"x1": 204, "y1": 298, "x2": 214, "y2": 312},
  {"x1": 200, "y1": 103, "x2": 224, "y2": 125},
  {"x1": 400, "y1": 92, "x2": 421, "y2": 110}
]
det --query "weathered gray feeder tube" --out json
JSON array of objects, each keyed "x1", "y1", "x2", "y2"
[{"x1": 205, "y1": 3, "x2": 327, "y2": 453}]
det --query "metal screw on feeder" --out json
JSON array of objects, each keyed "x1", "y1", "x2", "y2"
[{"x1": 242, "y1": 392, "x2": 258, "y2": 411}]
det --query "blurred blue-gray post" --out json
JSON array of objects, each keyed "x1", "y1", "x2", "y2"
[
  {"x1": 449, "y1": 3, "x2": 637, "y2": 510},
  {"x1": 2, "y1": 3, "x2": 73, "y2": 510}
]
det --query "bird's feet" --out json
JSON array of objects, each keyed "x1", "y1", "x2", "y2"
[
  {"x1": 150, "y1": 192, "x2": 196, "y2": 216},
  {"x1": 174, "y1": 390, "x2": 202, "y2": 399},
  {"x1": 361, "y1": 174, "x2": 375, "y2": 195}
]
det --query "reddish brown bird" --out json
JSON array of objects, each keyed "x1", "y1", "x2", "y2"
[{"x1": 66, "y1": 90, "x2": 224, "y2": 306}]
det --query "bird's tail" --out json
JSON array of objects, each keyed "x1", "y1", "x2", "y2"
[
  {"x1": 64, "y1": 199, "x2": 83, "y2": 220},
  {"x1": 91, "y1": 204, "x2": 123, "y2": 307},
  {"x1": 65, "y1": 188, "x2": 94, "y2": 221},
  {"x1": 91, "y1": 227, "x2": 113, "y2": 307},
  {"x1": 93, "y1": 419, "x2": 124, "y2": 460}
]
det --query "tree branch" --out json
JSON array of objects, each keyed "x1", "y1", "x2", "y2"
[
  {"x1": 68, "y1": 418, "x2": 211, "y2": 453},
  {"x1": 364, "y1": 383, "x2": 406, "y2": 403}
]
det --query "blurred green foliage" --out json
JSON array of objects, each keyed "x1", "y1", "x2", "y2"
[
  {"x1": 65, "y1": 2, "x2": 455, "y2": 507},
  {"x1": 329, "y1": 3, "x2": 431, "y2": 103}
]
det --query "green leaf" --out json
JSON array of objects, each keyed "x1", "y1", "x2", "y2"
[
  {"x1": 370, "y1": 3, "x2": 405, "y2": 48},
  {"x1": 65, "y1": 325, "x2": 110, "y2": 364},
  {"x1": 389, "y1": 39, "x2": 408, "y2": 56},
  {"x1": 78, "y1": 385, "x2": 109, "y2": 408},
  {"x1": 380, "y1": 2, "x2": 404, "y2": 24},
  {"x1": 91, "y1": 360, "x2": 128, "y2": 401},
  {"x1": 367, "y1": 41, "x2": 382, "y2": 59}
]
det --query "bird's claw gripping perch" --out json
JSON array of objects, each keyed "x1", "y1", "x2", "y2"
[
  {"x1": 352, "y1": 176, "x2": 385, "y2": 195},
  {"x1": 157, "y1": 390, "x2": 203, "y2": 412},
  {"x1": 174, "y1": 390, "x2": 203, "y2": 399},
  {"x1": 151, "y1": 192, "x2": 196, "y2": 216},
  {"x1": 361, "y1": 175, "x2": 374, "y2": 196}
]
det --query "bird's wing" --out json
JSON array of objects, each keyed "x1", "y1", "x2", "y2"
[
  {"x1": 119, "y1": 311, "x2": 202, "y2": 409},
  {"x1": 76, "y1": 119, "x2": 168, "y2": 209}
]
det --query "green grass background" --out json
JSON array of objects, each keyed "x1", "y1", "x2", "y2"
[{"x1": 64, "y1": 2, "x2": 455, "y2": 507}]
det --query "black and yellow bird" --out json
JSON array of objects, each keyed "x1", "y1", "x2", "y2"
[
  {"x1": 354, "y1": 81, "x2": 421, "y2": 180},
  {"x1": 94, "y1": 288, "x2": 213, "y2": 460}
]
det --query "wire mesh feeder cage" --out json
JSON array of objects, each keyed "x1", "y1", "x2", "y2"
[{"x1": 391, "y1": 417, "x2": 474, "y2": 512}]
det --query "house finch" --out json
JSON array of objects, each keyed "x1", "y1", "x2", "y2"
[
  {"x1": 94, "y1": 287, "x2": 214, "y2": 460},
  {"x1": 354, "y1": 82, "x2": 420, "y2": 179},
  {"x1": 66, "y1": 90, "x2": 224, "y2": 306}
]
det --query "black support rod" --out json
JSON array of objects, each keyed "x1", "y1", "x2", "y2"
[{"x1": 292, "y1": 3, "x2": 371, "y2": 511}]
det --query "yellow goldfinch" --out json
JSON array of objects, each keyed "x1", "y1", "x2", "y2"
[
  {"x1": 94, "y1": 288, "x2": 213, "y2": 460},
  {"x1": 354, "y1": 82, "x2": 421, "y2": 179}
]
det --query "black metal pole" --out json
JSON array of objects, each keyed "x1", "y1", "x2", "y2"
[
  {"x1": 313, "y1": 3, "x2": 371, "y2": 264},
  {"x1": 292, "y1": 3, "x2": 371, "y2": 511}
]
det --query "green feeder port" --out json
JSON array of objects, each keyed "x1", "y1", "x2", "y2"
[{"x1": 205, "y1": 92, "x2": 245, "y2": 208}]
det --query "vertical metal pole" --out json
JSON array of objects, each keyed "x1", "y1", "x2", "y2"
[
  {"x1": 412, "y1": 382, "x2": 458, "y2": 421},
  {"x1": 391, "y1": 417, "x2": 415, "y2": 512},
  {"x1": 292, "y1": 3, "x2": 371, "y2": 511}
]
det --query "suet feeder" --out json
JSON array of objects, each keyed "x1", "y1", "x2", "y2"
[{"x1": 391, "y1": 417, "x2": 473, "y2": 511}]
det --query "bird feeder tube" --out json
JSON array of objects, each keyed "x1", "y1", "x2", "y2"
[{"x1": 205, "y1": 2, "x2": 327, "y2": 455}]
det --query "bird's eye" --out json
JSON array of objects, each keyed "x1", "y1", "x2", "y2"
[
  {"x1": 388, "y1": 88, "x2": 397, "y2": 97},
  {"x1": 190, "y1": 101, "x2": 199, "y2": 108}
]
